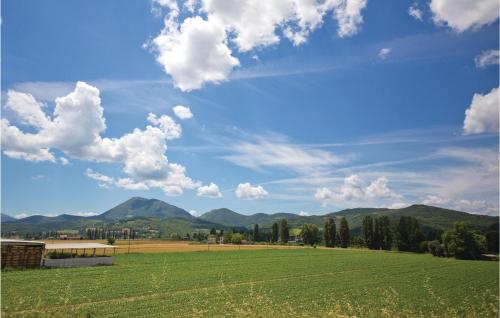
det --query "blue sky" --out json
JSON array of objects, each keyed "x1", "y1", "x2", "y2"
[{"x1": 2, "y1": 0, "x2": 499, "y2": 218}]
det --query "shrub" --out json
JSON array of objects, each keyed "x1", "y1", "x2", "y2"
[
  {"x1": 107, "y1": 237, "x2": 116, "y2": 245},
  {"x1": 427, "y1": 240, "x2": 444, "y2": 257},
  {"x1": 47, "y1": 252, "x2": 75, "y2": 259},
  {"x1": 231, "y1": 233, "x2": 242, "y2": 245},
  {"x1": 420, "y1": 241, "x2": 429, "y2": 253}
]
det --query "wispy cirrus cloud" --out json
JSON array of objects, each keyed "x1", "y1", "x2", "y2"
[
  {"x1": 475, "y1": 50, "x2": 499, "y2": 68},
  {"x1": 222, "y1": 133, "x2": 345, "y2": 174}
]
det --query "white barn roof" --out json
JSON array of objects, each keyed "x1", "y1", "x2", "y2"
[
  {"x1": 1, "y1": 239, "x2": 45, "y2": 246},
  {"x1": 45, "y1": 243, "x2": 117, "y2": 250}
]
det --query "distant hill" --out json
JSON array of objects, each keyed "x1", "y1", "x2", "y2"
[
  {"x1": 15, "y1": 214, "x2": 86, "y2": 224},
  {"x1": 98, "y1": 197, "x2": 194, "y2": 221},
  {"x1": 1, "y1": 214, "x2": 17, "y2": 223},
  {"x1": 200, "y1": 208, "x2": 251, "y2": 226},
  {"x1": 112, "y1": 216, "x2": 242, "y2": 237},
  {"x1": 200, "y1": 204, "x2": 498, "y2": 234},
  {"x1": 323, "y1": 205, "x2": 498, "y2": 234},
  {"x1": 2, "y1": 213, "x2": 104, "y2": 233},
  {"x1": 1, "y1": 197, "x2": 497, "y2": 238},
  {"x1": 200, "y1": 209, "x2": 304, "y2": 227}
]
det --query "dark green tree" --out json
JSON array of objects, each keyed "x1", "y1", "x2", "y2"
[
  {"x1": 442, "y1": 222, "x2": 486, "y2": 259},
  {"x1": 323, "y1": 217, "x2": 336, "y2": 247},
  {"x1": 486, "y1": 231, "x2": 499, "y2": 254},
  {"x1": 396, "y1": 216, "x2": 409, "y2": 251},
  {"x1": 397, "y1": 216, "x2": 423, "y2": 252},
  {"x1": 362, "y1": 216, "x2": 374, "y2": 249},
  {"x1": 485, "y1": 222, "x2": 499, "y2": 254},
  {"x1": 271, "y1": 222, "x2": 279, "y2": 243},
  {"x1": 379, "y1": 216, "x2": 392, "y2": 250},
  {"x1": 373, "y1": 217, "x2": 382, "y2": 250},
  {"x1": 279, "y1": 219, "x2": 289, "y2": 243},
  {"x1": 253, "y1": 224, "x2": 259, "y2": 242},
  {"x1": 409, "y1": 217, "x2": 424, "y2": 252},
  {"x1": 339, "y1": 217, "x2": 350, "y2": 248},
  {"x1": 301, "y1": 224, "x2": 319, "y2": 246},
  {"x1": 210, "y1": 228, "x2": 217, "y2": 235}
]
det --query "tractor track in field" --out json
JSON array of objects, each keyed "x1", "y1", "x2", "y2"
[
  {"x1": 6, "y1": 268, "x2": 370, "y2": 316},
  {"x1": 4, "y1": 260, "x2": 463, "y2": 316}
]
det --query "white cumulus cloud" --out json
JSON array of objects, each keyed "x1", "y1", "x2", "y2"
[
  {"x1": 70, "y1": 212, "x2": 99, "y2": 217},
  {"x1": 235, "y1": 182, "x2": 268, "y2": 200},
  {"x1": 149, "y1": 0, "x2": 368, "y2": 91},
  {"x1": 463, "y1": 87, "x2": 499, "y2": 135},
  {"x1": 1, "y1": 81, "x2": 206, "y2": 197},
  {"x1": 408, "y1": 3, "x2": 423, "y2": 21},
  {"x1": 172, "y1": 105, "x2": 194, "y2": 119},
  {"x1": 152, "y1": 15, "x2": 239, "y2": 91},
  {"x1": 378, "y1": 48, "x2": 391, "y2": 59},
  {"x1": 387, "y1": 202, "x2": 408, "y2": 209},
  {"x1": 422, "y1": 194, "x2": 497, "y2": 215},
  {"x1": 475, "y1": 50, "x2": 499, "y2": 68},
  {"x1": 430, "y1": 0, "x2": 499, "y2": 32},
  {"x1": 315, "y1": 174, "x2": 400, "y2": 206},
  {"x1": 59, "y1": 157, "x2": 70, "y2": 165},
  {"x1": 197, "y1": 182, "x2": 222, "y2": 198}
]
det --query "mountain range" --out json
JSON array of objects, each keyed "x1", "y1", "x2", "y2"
[{"x1": 2, "y1": 197, "x2": 498, "y2": 236}]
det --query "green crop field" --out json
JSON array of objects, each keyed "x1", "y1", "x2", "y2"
[{"x1": 2, "y1": 249, "x2": 498, "y2": 317}]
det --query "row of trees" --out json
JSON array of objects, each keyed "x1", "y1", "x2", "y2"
[
  {"x1": 85, "y1": 227, "x2": 138, "y2": 240},
  {"x1": 249, "y1": 219, "x2": 290, "y2": 243},
  {"x1": 362, "y1": 216, "x2": 392, "y2": 250},
  {"x1": 302, "y1": 217, "x2": 351, "y2": 247},
  {"x1": 360, "y1": 215, "x2": 497, "y2": 260},
  {"x1": 362, "y1": 215, "x2": 425, "y2": 252}
]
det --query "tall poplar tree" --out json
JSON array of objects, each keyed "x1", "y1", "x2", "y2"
[
  {"x1": 271, "y1": 222, "x2": 279, "y2": 243},
  {"x1": 362, "y1": 216, "x2": 374, "y2": 249},
  {"x1": 279, "y1": 219, "x2": 289, "y2": 243},
  {"x1": 339, "y1": 217, "x2": 350, "y2": 248},
  {"x1": 323, "y1": 217, "x2": 336, "y2": 247}
]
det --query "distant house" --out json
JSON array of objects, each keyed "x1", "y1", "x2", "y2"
[
  {"x1": 291, "y1": 236, "x2": 303, "y2": 243},
  {"x1": 207, "y1": 234, "x2": 217, "y2": 244}
]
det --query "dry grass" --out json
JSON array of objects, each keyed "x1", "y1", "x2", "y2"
[{"x1": 40, "y1": 239, "x2": 307, "y2": 254}]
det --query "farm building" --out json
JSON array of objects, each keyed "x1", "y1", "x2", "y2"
[
  {"x1": 1, "y1": 239, "x2": 45, "y2": 269},
  {"x1": 1, "y1": 239, "x2": 117, "y2": 269},
  {"x1": 44, "y1": 242, "x2": 117, "y2": 268}
]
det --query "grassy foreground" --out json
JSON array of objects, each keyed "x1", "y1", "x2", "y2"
[{"x1": 2, "y1": 249, "x2": 498, "y2": 317}]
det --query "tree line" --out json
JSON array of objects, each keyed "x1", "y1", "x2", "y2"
[
  {"x1": 359, "y1": 215, "x2": 498, "y2": 260},
  {"x1": 248, "y1": 215, "x2": 498, "y2": 260}
]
